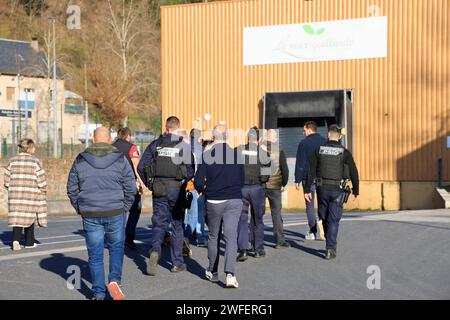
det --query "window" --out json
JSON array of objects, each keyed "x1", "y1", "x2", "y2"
[{"x1": 6, "y1": 87, "x2": 15, "y2": 100}]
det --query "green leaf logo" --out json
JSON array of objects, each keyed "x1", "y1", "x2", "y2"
[
  {"x1": 303, "y1": 25, "x2": 315, "y2": 35},
  {"x1": 316, "y1": 28, "x2": 326, "y2": 35},
  {"x1": 303, "y1": 24, "x2": 326, "y2": 35}
]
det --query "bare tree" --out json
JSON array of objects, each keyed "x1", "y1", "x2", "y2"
[{"x1": 106, "y1": 0, "x2": 145, "y2": 126}]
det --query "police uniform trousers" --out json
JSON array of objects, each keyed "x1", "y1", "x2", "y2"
[
  {"x1": 238, "y1": 184, "x2": 266, "y2": 252},
  {"x1": 150, "y1": 187, "x2": 184, "y2": 267},
  {"x1": 317, "y1": 187, "x2": 343, "y2": 250}
]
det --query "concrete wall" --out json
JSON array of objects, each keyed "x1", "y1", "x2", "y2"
[
  {"x1": 0, "y1": 166, "x2": 7, "y2": 216},
  {"x1": 0, "y1": 160, "x2": 152, "y2": 217},
  {"x1": 280, "y1": 181, "x2": 446, "y2": 211},
  {"x1": 0, "y1": 160, "x2": 447, "y2": 217}
]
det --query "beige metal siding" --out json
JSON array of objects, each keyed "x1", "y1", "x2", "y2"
[{"x1": 161, "y1": 0, "x2": 449, "y2": 181}]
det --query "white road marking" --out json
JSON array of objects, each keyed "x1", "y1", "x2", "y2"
[
  {"x1": 0, "y1": 246, "x2": 87, "y2": 262},
  {"x1": 0, "y1": 230, "x2": 155, "y2": 250},
  {"x1": 1, "y1": 212, "x2": 447, "y2": 261}
]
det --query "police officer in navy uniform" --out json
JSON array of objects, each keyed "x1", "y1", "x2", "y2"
[
  {"x1": 137, "y1": 116, "x2": 194, "y2": 275},
  {"x1": 304, "y1": 125, "x2": 359, "y2": 260},
  {"x1": 112, "y1": 127, "x2": 144, "y2": 250},
  {"x1": 236, "y1": 127, "x2": 271, "y2": 261}
]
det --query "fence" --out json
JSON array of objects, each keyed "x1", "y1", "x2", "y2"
[{"x1": 0, "y1": 139, "x2": 151, "y2": 161}]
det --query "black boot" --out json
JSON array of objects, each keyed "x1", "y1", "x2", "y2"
[
  {"x1": 325, "y1": 248, "x2": 337, "y2": 260},
  {"x1": 236, "y1": 250, "x2": 248, "y2": 262}
]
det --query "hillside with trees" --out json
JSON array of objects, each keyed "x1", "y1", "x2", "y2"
[{"x1": 0, "y1": 0, "x2": 224, "y2": 132}]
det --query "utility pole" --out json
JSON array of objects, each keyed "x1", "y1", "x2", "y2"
[
  {"x1": 15, "y1": 53, "x2": 23, "y2": 141},
  {"x1": 84, "y1": 63, "x2": 89, "y2": 148},
  {"x1": 24, "y1": 89, "x2": 29, "y2": 138},
  {"x1": 49, "y1": 17, "x2": 58, "y2": 158}
]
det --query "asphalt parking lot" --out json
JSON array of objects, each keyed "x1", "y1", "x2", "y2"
[{"x1": 0, "y1": 209, "x2": 449, "y2": 300}]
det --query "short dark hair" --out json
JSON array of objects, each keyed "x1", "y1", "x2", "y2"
[
  {"x1": 117, "y1": 127, "x2": 132, "y2": 140},
  {"x1": 328, "y1": 124, "x2": 342, "y2": 134},
  {"x1": 304, "y1": 121, "x2": 318, "y2": 132},
  {"x1": 190, "y1": 128, "x2": 201, "y2": 140},
  {"x1": 247, "y1": 126, "x2": 260, "y2": 142},
  {"x1": 166, "y1": 116, "x2": 180, "y2": 130}
]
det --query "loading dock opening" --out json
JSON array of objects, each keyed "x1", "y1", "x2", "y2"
[
  {"x1": 263, "y1": 90, "x2": 354, "y2": 157},
  {"x1": 262, "y1": 90, "x2": 354, "y2": 182}
]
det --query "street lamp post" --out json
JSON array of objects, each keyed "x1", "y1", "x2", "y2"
[
  {"x1": 15, "y1": 53, "x2": 24, "y2": 141},
  {"x1": 84, "y1": 63, "x2": 89, "y2": 148},
  {"x1": 24, "y1": 89, "x2": 29, "y2": 138},
  {"x1": 49, "y1": 16, "x2": 58, "y2": 158}
]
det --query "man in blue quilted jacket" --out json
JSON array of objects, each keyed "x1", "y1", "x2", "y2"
[{"x1": 67, "y1": 127, "x2": 136, "y2": 300}]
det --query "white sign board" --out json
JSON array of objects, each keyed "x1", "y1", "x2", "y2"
[{"x1": 243, "y1": 17, "x2": 388, "y2": 66}]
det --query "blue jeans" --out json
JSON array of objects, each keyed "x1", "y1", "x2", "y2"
[
  {"x1": 184, "y1": 190, "x2": 206, "y2": 243},
  {"x1": 83, "y1": 213, "x2": 125, "y2": 299}
]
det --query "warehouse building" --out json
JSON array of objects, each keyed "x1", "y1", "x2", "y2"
[{"x1": 160, "y1": 0, "x2": 449, "y2": 210}]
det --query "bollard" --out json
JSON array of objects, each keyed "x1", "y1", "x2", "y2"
[
  {"x1": 71, "y1": 138, "x2": 74, "y2": 159},
  {"x1": 1, "y1": 138, "x2": 7, "y2": 158}
]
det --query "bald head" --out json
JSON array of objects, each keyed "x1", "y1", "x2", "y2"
[
  {"x1": 212, "y1": 124, "x2": 227, "y2": 142},
  {"x1": 93, "y1": 127, "x2": 112, "y2": 144},
  {"x1": 266, "y1": 129, "x2": 278, "y2": 143}
]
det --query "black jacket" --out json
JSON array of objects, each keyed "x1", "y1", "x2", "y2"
[{"x1": 305, "y1": 140, "x2": 359, "y2": 195}]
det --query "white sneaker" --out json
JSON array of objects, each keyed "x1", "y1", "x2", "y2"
[
  {"x1": 12, "y1": 241, "x2": 21, "y2": 251},
  {"x1": 305, "y1": 231, "x2": 316, "y2": 240},
  {"x1": 205, "y1": 270, "x2": 219, "y2": 282},
  {"x1": 24, "y1": 243, "x2": 38, "y2": 249},
  {"x1": 226, "y1": 274, "x2": 239, "y2": 288}
]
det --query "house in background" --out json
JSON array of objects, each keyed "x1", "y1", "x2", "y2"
[{"x1": 0, "y1": 38, "x2": 84, "y2": 146}]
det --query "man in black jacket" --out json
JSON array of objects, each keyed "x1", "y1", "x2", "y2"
[
  {"x1": 304, "y1": 125, "x2": 359, "y2": 260},
  {"x1": 112, "y1": 127, "x2": 144, "y2": 250},
  {"x1": 262, "y1": 129, "x2": 290, "y2": 249},
  {"x1": 194, "y1": 124, "x2": 244, "y2": 288},
  {"x1": 295, "y1": 121, "x2": 327, "y2": 241},
  {"x1": 236, "y1": 127, "x2": 271, "y2": 261}
]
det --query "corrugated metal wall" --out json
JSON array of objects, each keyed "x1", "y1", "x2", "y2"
[{"x1": 161, "y1": 0, "x2": 449, "y2": 181}]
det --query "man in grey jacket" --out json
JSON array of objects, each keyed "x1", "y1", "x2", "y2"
[{"x1": 67, "y1": 127, "x2": 136, "y2": 300}]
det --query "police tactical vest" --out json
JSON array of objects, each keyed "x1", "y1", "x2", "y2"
[
  {"x1": 112, "y1": 139, "x2": 135, "y2": 178},
  {"x1": 154, "y1": 139, "x2": 187, "y2": 180},
  {"x1": 240, "y1": 143, "x2": 267, "y2": 185},
  {"x1": 265, "y1": 144, "x2": 283, "y2": 190},
  {"x1": 318, "y1": 145, "x2": 345, "y2": 183}
]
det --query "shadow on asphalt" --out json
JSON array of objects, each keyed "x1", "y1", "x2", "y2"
[
  {"x1": 0, "y1": 230, "x2": 12, "y2": 246},
  {"x1": 72, "y1": 230, "x2": 85, "y2": 236},
  {"x1": 289, "y1": 241, "x2": 326, "y2": 259},
  {"x1": 124, "y1": 246, "x2": 148, "y2": 275},
  {"x1": 39, "y1": 253, "x2": 92, "y2": 299}
]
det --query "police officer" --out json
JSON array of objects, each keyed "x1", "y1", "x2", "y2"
[
  {"x1": 236, "y1": 127, "x2": 271, "y2": 261},
  {"x1": 112, "y1": 127, "x2": 144, "y2": 250},
  {"x1": 137, "y1": 116, "x2": 194, "y2": 275},
  {"x1": 304, "y1": 125, "x2": 359, "y2": 260}
]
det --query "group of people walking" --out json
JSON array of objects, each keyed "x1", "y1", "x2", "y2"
[{"x1": 3, "y1": 116, "x2": 359, "y2": 300}]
